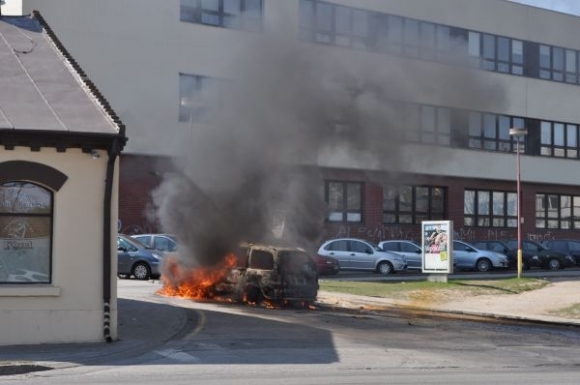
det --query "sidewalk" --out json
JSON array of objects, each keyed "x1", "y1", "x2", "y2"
[{"x1": 1, "y1": 277, "x2": 579, "y2": 376}]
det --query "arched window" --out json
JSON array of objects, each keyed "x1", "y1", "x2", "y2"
[{"x1": 0, "y1": 182, "x2": 53, "y2": 284}]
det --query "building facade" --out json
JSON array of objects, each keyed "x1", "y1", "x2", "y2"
[{"x1": 18, "y1": 0, "x2": 580, "y2": 245}]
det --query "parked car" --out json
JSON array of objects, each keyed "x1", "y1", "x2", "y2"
[
  {"x1": 317, "y1": 238, "x2": 407, "y2": 275},
  {"x1": 471, "y1": 240, "x2": 538, "y2": 270},
  {"x1": 541, "y1": 239, "x2": 580, "y2": 266},
  {"x1": 117, "y1": 234, "x2": 163, "y2": 280},
  {"x1": 506, "y1": 239, "x2": 574, "y2": 270},
  {"x1": 452, "y1": 240, "x2": 509, "y2": 272},
  {"x1": 131, "y1": 233, "x2": 178, "y2": 254},
  {"x1": 313, "y1": 254, "x2": 340, "y2": 275},
  {"x1": 378, "y1": 240, "x2": 422, "y2": 270}
]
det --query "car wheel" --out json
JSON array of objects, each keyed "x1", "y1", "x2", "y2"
[
  {"x1": 476, "y1": 258, "x2": 492, "y2": 272},
  {"x1": 132, "y1": 262, "x2": 151, "y2": 280},
  {"x1": 547, "y1": 258, "x2": 561, "y2": 270},
  {"x1": 377, "y1": 261, "x2": 394, "y2": 275}
]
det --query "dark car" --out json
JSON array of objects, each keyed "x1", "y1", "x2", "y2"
[
  {"x1": 471, "y1": 240, "x2": 539, "y2": 270},
  {"x1": 131, "y1": 233, "x2": 178, "y2": 254},
  {"x1": 314, "y1": 254, "x2": 340, "y2": 275},
  {"x1": 506, "y1": 239, "x2": 574, "y2": 270},
  {"x1": 541, "y1": 239, "x2": 580, "y2": 266},
  {"x1": 117, "y1": 234, "x2": 163, "y2": 280}
]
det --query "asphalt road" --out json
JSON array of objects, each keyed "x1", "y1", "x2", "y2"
[{"x1": 4, "y1": 278, "x2": 580, "y2": 385}]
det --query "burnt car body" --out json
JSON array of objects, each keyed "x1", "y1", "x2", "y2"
[{"x1": 216, "y1": 242, "x2": 319, "y2": 305}]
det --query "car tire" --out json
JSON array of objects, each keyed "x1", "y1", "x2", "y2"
[
  {"x1": 547, "y1": 258, "x2": 561, "y2": 270},
  {"x1": 377, "y1": 261, "x2": 394, "y2": 275},
  {"x1": 476, "y1": 258, "x2": 492, "y2": 272},
  {"x1": 132, "y1": 262, "x2": 151, "y2": 280}
]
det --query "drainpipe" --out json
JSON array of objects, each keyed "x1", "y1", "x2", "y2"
[{"x1": 103, "y1": 138, "x2": 121, "y2": 342}]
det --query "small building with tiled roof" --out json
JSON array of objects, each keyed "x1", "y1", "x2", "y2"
[{"x1": 0, "y1": 11, "x2": 126, "y2": 345}]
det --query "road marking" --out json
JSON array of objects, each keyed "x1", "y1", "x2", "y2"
[
  {"x1": 155, "y1": 348, "x2": 200, "y2": 363},
  {"x1": 185, "y1": 309, "x2": 206, "y2": 340}
]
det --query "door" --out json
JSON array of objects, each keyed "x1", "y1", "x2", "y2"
[
  {"x1": 453, "y1": 241, "x2": 476, "y2": 268},
  {"x1": 323, "y1": 240, "x2": 352, "y2": 268},
  {"x1": 400, "y1": 242, "x2": 422, "y2": 269},
  {"x1": 348, "y1": 240, "x2": 376, "y2": 270},
  {"x1": 117, "y1": 237, "x2": 137, "y2": 274}
]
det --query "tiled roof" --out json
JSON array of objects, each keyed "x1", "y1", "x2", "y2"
[{"x1": 0, "y1": 11, "x2": 126, "y2": 151}]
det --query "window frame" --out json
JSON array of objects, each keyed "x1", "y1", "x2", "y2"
[
  {"x1": 464, "y1": 189, "x2": 517, "y2": 228},
  {"x1": 180, "y1": 0, "x2": 263, "y2": 31},
  {"x1": 0, "y1": 181, "x2": 54, "y2": 284},
  {"x1": 535, "y1": 193, "x2": 580, "y2": 229},
  {"x1": 382, "y1": 185, "x2": 446, "y2": 225},
  {"x1": 325, "y1": 181, "x2": 363, "y2": 223}
]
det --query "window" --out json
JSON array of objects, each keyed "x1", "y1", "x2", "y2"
[
  {"x1": 536, "y1": 193, "x2": 580, "y2": 229},
  {"x1": 179, "y1": 73, "x2": 225, "y2": 122},
  {"x1": 468, "y1": 112, "x2": 524, "y2": 152},
  {"x1": 540, "y1": 121, "x2": 578, "y2": 159},
  {"x1": 539, "y1": 44, "x2": 580, "y2": 83},
  {"x1": 249, "y1": 249, "x2": 274, "y2": 270},
  {"x1": 468, "y1": 33, "x2": 524, "y2": 75},
  {"x1": 325, "y1": 181, "x2": 362, "y2": 222},
  {"x1": 0, "y1": 182, "x2": 52, "y2": 284},
  {"x1": 383, "y1": 185, "x2": 445, "y2": 224},
  {"x1": 180, "y1": 0, "x2": 263, "y2": 31},
  {"x1": 464, "y1": 189, "x2": 517, "y2": 227}
]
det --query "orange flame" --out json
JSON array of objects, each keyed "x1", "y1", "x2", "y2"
[{"x1": 157, "y1": 253, "x2": 237, "y2": 300}]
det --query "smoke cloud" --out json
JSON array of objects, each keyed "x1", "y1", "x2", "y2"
[{"x1": 152, "y1": 8, "x2": 505, "y2": 267}]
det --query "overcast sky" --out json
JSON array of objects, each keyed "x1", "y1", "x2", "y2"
[{"x1": 509, "y1": 0, "x2": 580, "y2": 16}]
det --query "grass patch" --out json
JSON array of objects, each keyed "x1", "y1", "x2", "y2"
[
  {"x1": 550, "y1": 303, "x2": 580, "y2": 319},
  {"x1": 319, "y1": 278, "x2": 549, "y2": 303}
]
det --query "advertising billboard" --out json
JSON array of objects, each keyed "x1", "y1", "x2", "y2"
[{"x1": 422, "y1": 220, "x2": 453, "y2": 274}]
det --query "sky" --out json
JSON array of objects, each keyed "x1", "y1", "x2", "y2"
[{"x1": 509, "y1": 0, "x2": 580, "y2": 16}]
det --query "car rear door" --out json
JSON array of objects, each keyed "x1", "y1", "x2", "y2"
[
  {"x1": 323, "y1": 240, "x2": 351, "y2": 268},
  {"x1": 400, "y1": 242, "x2": 422, "y2": 269},
  {"x1": 348, "y1": 240, "x2": 375, "y2": 270}
]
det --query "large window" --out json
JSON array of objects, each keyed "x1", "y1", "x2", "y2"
[
  {"x1": 536, "y1": 193, "x2": 580, "y2": 229},
  {"x1": 179, "y1": 73, "x2": 225, "y2": 122},
  {"x1": 180, "y1": 0, "x2": 263, "y2": 31},
  {"x1": 325, "y1": 181, "x2": 362, "y2": 222},
  {"x1": 539, "y1": 44, "x2": 579, "y2": 84},
  {"x1": 540, "y1": 121, "x2": 578, "y2": 158},
  {"x1": 0, "y1": 182, "x2": 52, "y2": 284},
  {"x1": 404, "y1": 105, "x2": 451, "y2": 146},
  {"x1": 464, "y1": 189, "x2": 517, "y2": 227},
  {"x1": 383, "y1": 185, "x2": 445, "y2": 224},
  {"x1": 468, "y1": 112, "x2": 524, "y2": 152},
  {"x1": 468, "y1": 32, "x2": 524, "y2": 75}
]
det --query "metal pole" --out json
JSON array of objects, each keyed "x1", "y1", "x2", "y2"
[{"x1": 517, "y1": 137, "x2": 522, "y2": 279}]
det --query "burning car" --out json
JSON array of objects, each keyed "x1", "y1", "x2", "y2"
[{"x1": 159, "y1": 242, "x2": 320, "y2": 307}]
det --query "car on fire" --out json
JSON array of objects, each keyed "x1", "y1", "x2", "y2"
[
  {"x1": 215, "y1": 242, "x2": 320, "y2": 306},
  {"x1": 317, "y1": 238, "x2": 407, "y2": 275}
]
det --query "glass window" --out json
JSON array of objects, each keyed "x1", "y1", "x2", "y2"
[
  {"x1": 0, "y1": 182, "x2": 52, "y2": 284},
  {"x1": 325, "y1": 181, "x2": 362, "y2": 223},
  {"x1": 384, "y1": 185, "x2": 446, "y2": 224},
  {"x1": 536, "y1": 193, "x2": 580, "y2": 229},
  {"x1": 465, "y1": 189, "x2": 516, "y2": 228},
  {"x1": 468, "y1": 31, "x2": 480, "y2": 57},
  {"x1": 181, "y1": 0, "x2": 262, "y2": 31}
]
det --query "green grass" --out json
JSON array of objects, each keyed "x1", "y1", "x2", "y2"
[
  {"x1": 551, "y1": 303, "x2": 580, "y2": 319},
  {"x1": 319, "y1": 278, "x2": 549, "y2": 302}
]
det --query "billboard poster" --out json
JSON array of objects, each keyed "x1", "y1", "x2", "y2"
[{"x1": 422, "y1": 220, "x2": 453, "y2": 274}]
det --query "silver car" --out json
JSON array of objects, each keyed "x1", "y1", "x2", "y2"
[
  {"x1": 378, "y1": 240, "x2": 423, "y2": 270},
  {"x1": 453, "y1": 240, "x2": 509, "y2": 272},
  {"x1": 117, "y1": 234, "x2": 163, "y2": 280},
  {"x1": 317, "y1": 238, "x2": 407, "y2": 275}
]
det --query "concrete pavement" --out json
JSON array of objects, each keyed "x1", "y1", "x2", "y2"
[{"x1": 1, "y1": 275, "x2": 579, "y2": 376}]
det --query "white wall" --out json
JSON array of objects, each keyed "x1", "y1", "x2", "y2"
[
  {"x1": 0, "y1": 0, "x2": 23, "y2": 15},
  {"x1": 0, "y1": 148, "x2": 118, "y2": 345}
]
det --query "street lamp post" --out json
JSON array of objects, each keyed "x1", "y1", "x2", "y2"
[{"x1": 509, "y1": 127, "x2": 528, "y2": 279}]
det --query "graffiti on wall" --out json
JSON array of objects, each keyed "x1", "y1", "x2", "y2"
[{"x1": 327, "y1": 225, "x2": 557, "y2": 244}]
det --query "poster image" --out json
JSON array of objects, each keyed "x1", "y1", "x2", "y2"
[{"x1": 422, "y1": 220, "x2": 453, "y2": 273}]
